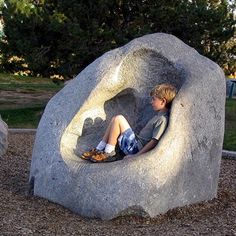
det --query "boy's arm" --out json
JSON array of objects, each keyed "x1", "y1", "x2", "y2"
[{"x1": 125, "y1": 139, "x2": 158, "y2": 158}]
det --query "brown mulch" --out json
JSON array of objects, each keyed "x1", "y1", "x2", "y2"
[{"x1": 0, "y1": 133, "x2": 235, "y2": 236}]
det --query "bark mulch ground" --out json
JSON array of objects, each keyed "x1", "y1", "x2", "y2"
[{"x1": 0, "y1": 133, "x2": 235, "y2": 235}]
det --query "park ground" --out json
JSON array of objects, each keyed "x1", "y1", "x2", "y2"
[{"x1": 0, "y1": 133, "x2": 235, "y2": 235}]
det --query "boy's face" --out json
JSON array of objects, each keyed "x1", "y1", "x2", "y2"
[{"x1": 150, "y1": 96, "x2": 167, "y2": 111}]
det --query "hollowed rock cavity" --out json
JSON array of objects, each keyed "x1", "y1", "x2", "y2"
[{"x1": 30, "y1": 33, "x2": 225, "y2": 220}]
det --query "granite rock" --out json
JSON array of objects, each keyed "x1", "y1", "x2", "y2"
[
  {"x1": 0, "y1": 116, "x2": 8, "y2": 157},
  {"x1": 30, "y1": 33, "x2": 225, "y2": 220}
]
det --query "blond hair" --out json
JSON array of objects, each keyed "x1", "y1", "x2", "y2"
[{"x1": 150, "y1": 83, "x2": 177, "y2": 109}]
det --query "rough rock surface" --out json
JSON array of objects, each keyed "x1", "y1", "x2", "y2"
[
  {"x1": 30, "y1": 33, "x2": 225, "y2": 220},
  {"x1": 0, "y1": 116, "x2": 8, "y2": 157}
]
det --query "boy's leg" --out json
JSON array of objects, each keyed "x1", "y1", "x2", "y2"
[
  {"x1": 95, "y1": 117, "x2": 118, "y2": 151},
  {"x1": 90, "y1": 115, "x2": 131, "y2": 162},
  {"x1": 100, "y1": 117, "x2": 115, "y2": 143},
  {"x1": 82, "y1": 115, "x2": 131, "y2": 161},
  {"x1": 102, "y1": 115, "x2": 131, "y2": 146}
]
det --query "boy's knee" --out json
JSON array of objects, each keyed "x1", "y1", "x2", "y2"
[{"x1": 114, "y1": 115, "x2": 125, "y2": 122}]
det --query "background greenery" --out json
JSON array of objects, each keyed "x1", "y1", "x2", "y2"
[
  {"x1": 224, "y1": 98, "x2": 236, "y2": 151},
  {"x1": 0, "y1": 0, "x2": 235, "y2": 78},
  {"x1": 0, "y1": 1, "x2": 235, "y2": 151},
  {"x1": 1, "y1": 106, "x2": 44, "y2": 128},
  {"x1": 0, "y1": 73, "x2": 62, "y2": 127},
  {"x1": 0, "y1": 72, "x2": 63, "y2": 90}
]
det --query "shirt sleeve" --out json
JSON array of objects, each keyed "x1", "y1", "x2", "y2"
[{"x1": 152, "y1": 116, "x2": 168, "y2": 141}]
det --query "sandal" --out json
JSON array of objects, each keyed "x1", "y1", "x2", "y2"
[
  {"x1": 90, "y1": 151, "x2": 117, "y2": 163},
  {"x1": 80, "y1": 148, "x2": 100, "y2": 160}
]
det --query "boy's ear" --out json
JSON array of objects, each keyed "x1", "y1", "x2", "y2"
[{"x1": 162, "y1": 98, "x2": 167, "y2": 105}]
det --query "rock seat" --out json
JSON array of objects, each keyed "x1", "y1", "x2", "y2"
[
  {"x1": 0, "y1": 116, "x2": 8, "y2": 157},
  {"x1": 30, "y1": 33, "x2": 225, "y2": 220}
]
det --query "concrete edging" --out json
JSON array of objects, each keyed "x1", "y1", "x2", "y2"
[
  {"x1": 9, "y1": 128, "x2": 37, "y2": 134},
  {"x1": 222, "y1": 150, "x2": 236, "y2": 159},
  {"x1": 8, "y1": 129, "x2": 236, "y2": 159}
]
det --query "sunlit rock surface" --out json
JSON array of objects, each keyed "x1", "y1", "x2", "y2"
[
  {"x1": 30, "y1": 33, "x2": 225, "y2": 220},
  {"x1": 0, "y1": 116, "x2": 8, "y2": 157}
]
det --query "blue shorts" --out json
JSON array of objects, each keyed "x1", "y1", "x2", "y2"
[{"x1": 118, "y1": 128, "x2": 139, "y2": 155}]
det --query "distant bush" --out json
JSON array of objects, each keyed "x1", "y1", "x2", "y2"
[{"x1": 0, "y1": 0, "x2": 235, "y2": 77}]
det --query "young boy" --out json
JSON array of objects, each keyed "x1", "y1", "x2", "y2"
[{"x1": 81, "y1": 83, "x2": 177, "y2": 162}]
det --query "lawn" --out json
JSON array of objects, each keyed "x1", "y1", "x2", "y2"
[
  {"x1": 224, "y1": 99, "x2": 236, "y2": 151},
  {"x1": 0, "y1": 72, "x2": 63, "y2": 91},
  {"x1": 0, "y1": 73, "x2": 63, "y2": 128},
  {"x1": 0, "y1": 106, "x2": 44, "y2": 128}
]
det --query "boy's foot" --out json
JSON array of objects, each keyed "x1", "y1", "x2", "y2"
[
  {"x1": 80, "y1": 148, "x2": 100, "y2": 160},
  {"x1": 90, "y1": 151, "x2": 117, "y2": 163}
]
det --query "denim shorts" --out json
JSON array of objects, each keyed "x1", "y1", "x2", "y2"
[{"x1": 118, "y1": 128, "x2": 139, "y2": 155}]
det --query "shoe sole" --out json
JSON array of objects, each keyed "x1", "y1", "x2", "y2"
[
  {"x1": 79, "y1": 155, "x2": 91, "y2": 160},
  {"x1": 89, "y1": 155, "x2": 120, "y2": 163},
  {"x1": 80, "y1": 150, "x2": 100, "y2": 161}
]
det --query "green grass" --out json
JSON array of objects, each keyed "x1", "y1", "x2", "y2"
[
  {"x1": 0, "y1": 72, "x2": 56, "y2": 83},
  {"x1": 223, "y1": 99, "x2": 236, "y2": 151},
  {"x1": 0, "y1": 73, "x2": 63, "y2": 91},
  {"x1": 0, "y1": 106, "x2": 45, "y2": 128},
  {"x1": 0, "y1": 83, "x2": 61, "y2": 91},
  {"x1": 0, "y1": 73, "x2": 62, "y2": 128}
]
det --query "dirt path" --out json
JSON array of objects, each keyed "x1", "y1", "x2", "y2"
[
  {"x1": 0, "y1": 90, "x2": 57, "y2": 109},
  {"x1": 0, "y1": 133, "x2": 235, "y2": 235}
]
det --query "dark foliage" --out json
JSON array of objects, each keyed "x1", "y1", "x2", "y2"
[{"x1": 0, "y1": 0, "x2": 235, "y2": 77}]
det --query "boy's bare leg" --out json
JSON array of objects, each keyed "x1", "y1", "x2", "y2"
[
  {"x1": 102, "y1": 115, "x2": 131, "y2": 146},
  {"x1": 82, "y1": 115, "x2": 130, "y2": 159},
  {"x1": 88, "y1": 115, "x2": 131, "y2": 161},
  {"x1": 101, "y1": 117, "x2": 115, "y2": 143}
]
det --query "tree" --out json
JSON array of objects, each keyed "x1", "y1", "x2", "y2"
[{"x1": 0, "y1": 0, "x2": 235, "y2": 77}]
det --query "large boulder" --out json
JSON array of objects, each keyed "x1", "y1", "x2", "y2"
[
  {"x1": 0, "y1": 116, "x2": 8, "y2": 157},
  {"x1": 29, "y1": 33, "x2": 225, "y2": 220}
]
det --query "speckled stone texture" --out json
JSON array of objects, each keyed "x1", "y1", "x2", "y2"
[
  {"x1": 30, "y1": 33, "x2": 225, "y2": 220},
  {"x1": 0, "y1": 116, "x2": 8, "y2": 157}
]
